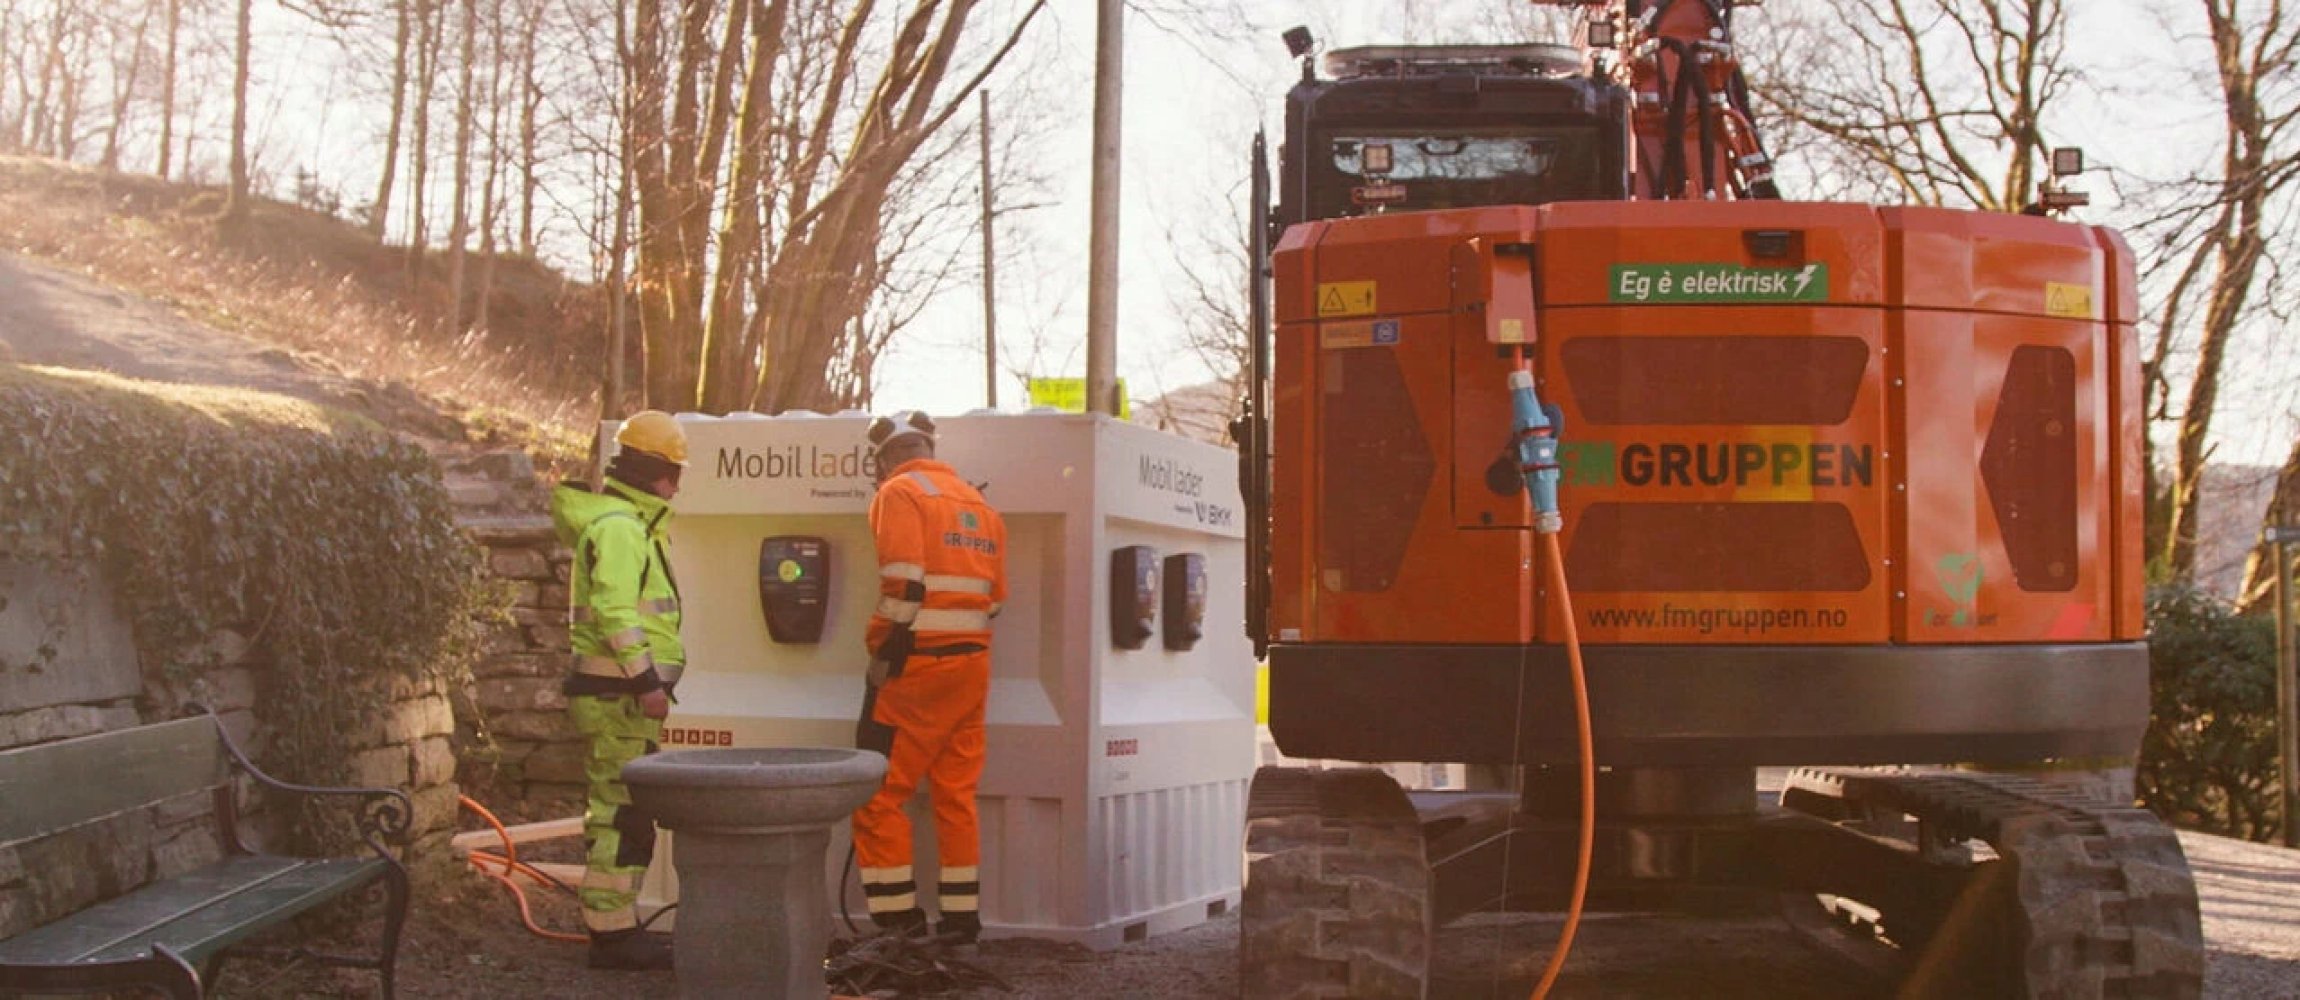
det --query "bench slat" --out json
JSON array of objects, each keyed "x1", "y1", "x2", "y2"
[
  {"x1": 0, "y1": 855, "x2": 388, "y2": 967},
  {"x1": 0, "y1": 717, "x2": 225, "y2": 845}
]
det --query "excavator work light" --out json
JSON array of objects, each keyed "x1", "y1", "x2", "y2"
[
  {"x1": 2052, "y1": 146, "x2": 2085, "y2": 177},
  {"x1": 1362, "y1": 142, "x2": 1394, "y2": 175},
  {"x1": 1282, "y1": 26, "x2": 1315, "y2": 59}
]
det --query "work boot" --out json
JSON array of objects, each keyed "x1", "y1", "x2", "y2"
[
  {"x1": 870, "y1": 907, "x2": 929, "y2": 939},
  {"x1": 934, "y1": 912, "x2": 981, "y2": 946},
  {"x1": 587, "y1": 928, "x2": 674, "y2": 971}
]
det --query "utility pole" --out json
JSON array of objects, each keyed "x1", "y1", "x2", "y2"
[
  {"x1": 1085, "y1": 0, "x2": 1123, "y2": 416},
  {"x1": 979, "y1": 89, "x2": 999, "y2": 410},
  {"x1": 2275, "y1": 522, "x2": 2299, "y2": 847}
]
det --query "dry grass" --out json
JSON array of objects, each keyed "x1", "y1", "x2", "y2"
[{"x1": 0, "y1": 155, "x2": 602, "y2": 467}]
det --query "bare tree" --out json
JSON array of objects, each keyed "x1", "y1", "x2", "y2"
[
  {"x1": 1745, "y1": 0, "x2": 2071, "y2": 211},
  {"x1": 513, "y1": 0, "x2": 541, "y2": 256},
  {"x1": 2151, "y1": 0, "x2": 2300, "y2": 580},
  {"x1": 156, "y1": 0, "x2": 182, "y2": 177},
  {"x1": 223, "y1": 0, "x2": 252, "y2": 224},
  {"x1": 369, "y1": 0, "x2": 410, "y2": 237},
  {"x1": 406, "y1": 0, "x2": 441, "y2": 273},
  {"x1": 446, "y1": 0, "x2": 477, "y2": 329},
  {"x1": 98, "y1": 1, "x2": 153, "y2": 170},
  {"x1": 741, "y1": 0, "x2": 1048, "y2": 413},
  {"x1": 474, "y1": 0, "x2": 508, "y2": 332}
]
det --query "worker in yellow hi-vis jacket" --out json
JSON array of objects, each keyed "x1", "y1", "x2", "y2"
[{"x1": 549, "y1": 411, "x2": 687, "y2": 971}]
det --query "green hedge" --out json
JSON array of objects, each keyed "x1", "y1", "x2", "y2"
[
  {"x1": 2138, "y1": 584, "x2": 2283, "y2": 842},
  {"x1": 0, "y1": 364, "x2": 501, "y2": 851}
]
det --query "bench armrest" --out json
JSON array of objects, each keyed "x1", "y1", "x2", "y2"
[{"x1": 187, "y1": 705, "x2": 414, "y2": 863}]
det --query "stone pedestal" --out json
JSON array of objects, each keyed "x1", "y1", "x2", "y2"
[{"x1": 623, "y1": 747, "x2": 887, "y2": 1000}]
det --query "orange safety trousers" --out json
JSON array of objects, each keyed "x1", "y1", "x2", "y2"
[{"x1": 853, "y1": 651, "x2": 987, "y2": 924}]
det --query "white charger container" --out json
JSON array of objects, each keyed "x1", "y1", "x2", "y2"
[{"x1": 622, "y1": 411, "x2": 1252, "y2": 948}]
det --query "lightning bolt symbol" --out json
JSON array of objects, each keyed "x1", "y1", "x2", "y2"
[{"x1": 1792, "y1": 264, "x2": 1819, "y2": 297}]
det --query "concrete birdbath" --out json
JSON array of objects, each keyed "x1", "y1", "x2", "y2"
[{"x1": 623, "y1": 747, "x2": 888, "y2": 1000}]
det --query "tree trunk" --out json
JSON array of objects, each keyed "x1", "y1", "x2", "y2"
[
  {"x1": 698, "y1": 0, "x2": 792, "y2": 413},
  {"x1": 100, "y1": 5, "x2": 150, "y2": 171},
  {"x1": 2236, "y1": 438, "x2": 2300, "y2": 614},
  {"x1": 475, "y1": 0, "x2": 506, "y2": 333},
  {"x1": 2164, "y1": 0, "x2": 2274, "y2": 581},
  {"x1": 156, "y1": 0, "x2": 180, "y2": 177},
  {"x1": 445, "y1": 0, "x2": 477, "y2": 332},
  {"x1": 749, "y1": 0, "x2": 1021, "y2": 412},
  {"x1": 605, "y1": 0, "x2": 636, "y2": 423},
  {"x1": 0, "y1": 5, "x2": 16, "y2": 152},
  {"x1": 2162, "y1": 225, "x2": 2261, "y2": 578},
  {"x1": 27, "y1": 8, "x2": 62, "y2": 154},
  {"x1": 407, "y1": 0, "x2": 440, "y2": 277},
  {"x1": 370, "y1": 0, "x2": 410, "y2": 238},
  {"x1": 631, "y1": 0, "x2": 721, "y2": 409},
  {"x1": 223, "y1": 0, "x2": 252, "y2": 225},
  {"x1": 628, "y1": 0, "x2": 680, "y2": 407},
  {"x1": 515, "y1": 0, "x2": 541, "y2": 257}
]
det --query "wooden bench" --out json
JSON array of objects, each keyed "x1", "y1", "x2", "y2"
[{"x1": 0, "y1": 709, "x2": 410, "y2": 998}]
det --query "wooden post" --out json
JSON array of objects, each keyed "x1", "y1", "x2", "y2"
[
  {"x1": 979, "y1": 89, "x2": 998, "y2": 410},
  {"x1": 2276, "y1": 527, "x2": 2298, "y2": 847},
  {"x1": 1084, "y1": 0, "x2": 1122, "y2": 417}
]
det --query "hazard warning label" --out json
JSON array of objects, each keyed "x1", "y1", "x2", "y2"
[{"x1": 1317, "y1": 281, "x2": 1377, "y2": 317}]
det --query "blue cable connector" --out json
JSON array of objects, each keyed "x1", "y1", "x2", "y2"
[{"x1": 1510, "y1": 368, "x2": 1564, "y2": 534}]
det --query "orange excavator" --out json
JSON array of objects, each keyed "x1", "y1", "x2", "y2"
[{"x1": 1232, "y1": 3, "x2": 2205, "y2": 997}]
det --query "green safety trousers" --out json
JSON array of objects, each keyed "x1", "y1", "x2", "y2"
[{"x1": 568, "y1": 694, "x2": 662, "y2": 934}]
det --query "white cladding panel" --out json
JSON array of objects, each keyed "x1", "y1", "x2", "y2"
[{"x1": 626, "y1": 412, "x2": 1251, "y2": 948}]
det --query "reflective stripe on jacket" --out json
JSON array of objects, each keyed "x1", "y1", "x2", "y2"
[{"x1": 867, "y1": 459, "x2": 1007, "y2": 657}]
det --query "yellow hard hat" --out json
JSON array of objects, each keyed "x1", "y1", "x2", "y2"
[{"x1": 615, "y1": 410, "x2": 689, "y2": 466}]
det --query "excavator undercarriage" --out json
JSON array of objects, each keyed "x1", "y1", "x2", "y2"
[{"x1": 1241, "y1": 766, "x2": 2204, "y2": 998}]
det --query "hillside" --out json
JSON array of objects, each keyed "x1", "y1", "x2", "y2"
[{"x1": 0, "y1": 156, "x2": 607, "y2": 466}]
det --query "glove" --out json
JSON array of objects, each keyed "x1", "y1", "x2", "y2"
[
  {"x1": 637, "y1": 688, "x2": 672, "y2": 720},
  {"x1": 867, "y1": 659, "x2": 893, "y2": 688}
]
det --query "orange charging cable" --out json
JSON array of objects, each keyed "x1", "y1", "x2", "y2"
[
  {"x1": 459, "y1": 795, "x2": 589, "y2": 944},
  {"x1": 1529, "y1": 532, "x2": 1594, "y2": 999}
]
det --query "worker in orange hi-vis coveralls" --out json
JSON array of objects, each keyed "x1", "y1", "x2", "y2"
[{"x1": 852, "y1": 410, "x2": 1007, "y2": 944}]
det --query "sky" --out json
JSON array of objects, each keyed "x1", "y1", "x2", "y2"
[{"x1": 199, "y1": 0, "x2": 2298, "y2": 466}]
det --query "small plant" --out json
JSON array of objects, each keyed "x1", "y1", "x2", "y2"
[{"x1": 2137, "y1": 584, "x2": 2283, "y2": 842}]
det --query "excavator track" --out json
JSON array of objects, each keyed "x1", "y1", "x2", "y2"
[
  {"x1": 1782, "y1": 767, "x2": 2205, "y2": 999},
  {"x1": 1240, "y1": 766, "x2": 1432, "y2": 999}
]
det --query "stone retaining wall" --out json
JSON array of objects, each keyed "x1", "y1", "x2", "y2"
[
  {"x1": 443, "y1": 451, "x2": 585, "y2": 815},
  {"x1": 0, "y1": 555, "x2": 463, "y2": 938}
]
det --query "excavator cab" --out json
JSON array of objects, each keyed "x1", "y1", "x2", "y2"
[{"x1": 1274, "y1": 44, "x2": 1630, "y2": 233}]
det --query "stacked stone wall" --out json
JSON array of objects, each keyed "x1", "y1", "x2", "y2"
[
  {"x1": 0, "y1": 556, "x2": 462, "y2": 937},
  {"x1": 443, "y1": 451, "x2": 585, "y2": 815}
]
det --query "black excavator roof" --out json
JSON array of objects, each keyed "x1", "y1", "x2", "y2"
[{"x1": 1275, "y1": 43, "x2": 1634, "y2": 231}]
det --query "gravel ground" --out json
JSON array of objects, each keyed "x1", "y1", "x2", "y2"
[
  {"x1": 2182, "y1": 830, "x2": 2300, "y2": 1000},
  {"x1": 213, "y1": 829, "x2": 2300, "y2": 998}
]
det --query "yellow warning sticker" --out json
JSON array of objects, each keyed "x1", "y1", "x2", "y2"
[
  {"x1": 1317, "y1": 281, "x2": 1377, "y2": 317},
  {"x1": 2045, "y1": 281, "x2": 2094, "y2": 319}
]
